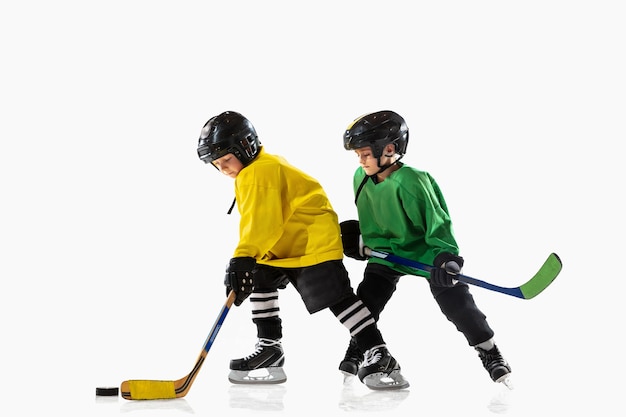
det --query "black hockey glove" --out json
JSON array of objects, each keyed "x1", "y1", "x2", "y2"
[
  {"x1": 340, "y1": 220, "x2": 367, "y2": 261},
  {"x1": 430, "y1": 253, "x2": 464, "y2": 287},
  {"x1": 225, "y1": 256, "x2": 256, "y2": 306}
]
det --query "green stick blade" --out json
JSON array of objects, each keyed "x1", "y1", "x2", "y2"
[{"x1": 519, "y1": 253, "x2": 562, "y2": 299}]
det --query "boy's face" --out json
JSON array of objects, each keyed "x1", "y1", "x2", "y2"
[
  {"x1": 212, "y1": 153, "x2": 244, "y2": 178},
  {"x1": 354, "y1": 146, "x2": 380, "y2": 177}
]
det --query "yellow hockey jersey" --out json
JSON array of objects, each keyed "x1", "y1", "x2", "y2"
[{"x1": 232, "y1": 148, "x2": 344, "y2": 268}]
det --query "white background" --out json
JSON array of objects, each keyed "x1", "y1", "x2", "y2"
[{"x1": 1, "y1": 1, "x2": 624, "y2": 416}]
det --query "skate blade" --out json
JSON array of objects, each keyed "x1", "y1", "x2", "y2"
[
  {"x1": 229, "y1": 368, "x2": 287, "y2": 385},
  {"x1": 341, "y1": 371, "x2": 356, "y2": 385},
  {"x1": 496, "y1": 374, "x2": 514, "y2": 390},
  {"x1": 362, "y1": 370, "x2": 410, "y2": 391}
]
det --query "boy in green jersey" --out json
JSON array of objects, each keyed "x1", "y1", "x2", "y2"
[{"x1": 338, "y1": 110, "x2": 512, "y2": 386}]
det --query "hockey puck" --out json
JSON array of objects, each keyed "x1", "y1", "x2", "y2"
[{"x1": 96, "y1": 386, "x2": 119, "y2": 396}]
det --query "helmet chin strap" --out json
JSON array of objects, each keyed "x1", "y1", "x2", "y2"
[
  {"x1": 354, "y1": 151, "x2": 404, "y2": 205},
  {"x1": 375, "y1": 154, "x2": 404, "y2": 176}
]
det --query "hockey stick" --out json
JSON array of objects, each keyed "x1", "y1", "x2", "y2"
[
  {"x1": 120, "y1": 291, "x2": 236, "y2": 400},
  {"x1": 363, "y1": 248, "x2": 562, "y2": 299}
]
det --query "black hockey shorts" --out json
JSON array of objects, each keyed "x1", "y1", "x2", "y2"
[{"x1": 254, "y1": 260, "x2": 355, "y2": 314}]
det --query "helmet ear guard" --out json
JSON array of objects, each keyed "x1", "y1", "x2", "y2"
[{"x1": 237, "y1": 135, "x2": 259, "y2": 162}]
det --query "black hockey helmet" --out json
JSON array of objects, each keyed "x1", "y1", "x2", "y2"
[
  {"x1": 343, "y1": 110, "x2": 409, "y2": 159},
  {"x1": 197, "y1": 111, "x2": 260, "y2": 167}
]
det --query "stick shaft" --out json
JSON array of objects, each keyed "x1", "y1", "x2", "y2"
[{"x1": 364, "y1": 248, "x2": 561, "y2": 299}]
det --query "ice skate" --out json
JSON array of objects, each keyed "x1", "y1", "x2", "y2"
[
  {"x1": 228, "y1": 338, "x2": 287, "y2": 384},
  {"x1": 475, "y1": 345, "x2": 512, "y2": 388},
  {"x1": 357, "y1": 345, "x2": 409, "y2": 390},
  {"x1": 339, "y1": 338, "x2": 362, "y2": 382}
]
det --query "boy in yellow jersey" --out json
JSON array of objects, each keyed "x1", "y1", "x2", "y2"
[
  {"x1": 196, "y1": 111, "x2": 408, "y2": 390},
  {"x1": 339, "y1": 110, "x2": 511, "y2": 386}
]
